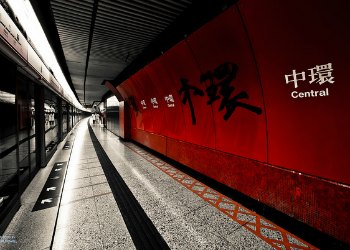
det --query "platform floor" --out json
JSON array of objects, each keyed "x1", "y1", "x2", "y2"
[{"x1": 1, "y1": 118, "x2": 317, "y2": 249}]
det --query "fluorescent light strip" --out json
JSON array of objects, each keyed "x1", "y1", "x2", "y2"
[{"x1": 8, "y1": 0, "x2": 87, "y2": 111}]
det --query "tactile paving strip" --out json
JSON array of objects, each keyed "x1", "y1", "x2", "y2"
[
  {"x1": 125, "y1": 143, "x2": 318, "y2": 250},
  {"x1": 89, "y1": 125, "x2": 170, "y2": 249}
]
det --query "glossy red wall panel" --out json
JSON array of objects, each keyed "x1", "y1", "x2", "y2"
[
  {"x1": 124, "y1": 78, "x2": 148, "y2": 131},
  {"x1": 144, "y1": 58, "x2": 187, "y2": 140},
  {"x1": 130, "y1": 75, "x2": 155, "y2": 132},
  {"x1": 239, "y1": 0, "x2": 350, "y2": 184},
  {"x1": 109, "y1": 1, "x2": 350, "y2": 244},
  {"x1": 133, "y1": 69, "x2": 167, "y2": 135},
  {"x1": 160, "y1": 41, "x2": 216, "y2": 148},
  {"x1": 186, "y1": 6, "x2": 267, "y2": 162},
  {"x1": 132, "y1": 128, "x2": 167, "y2": 155}
]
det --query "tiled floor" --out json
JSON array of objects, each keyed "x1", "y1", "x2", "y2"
[
  {"x1": 52, "y1": 120, "x2": 133, "y2": 250},
  {"x1": 1, "y1": 118, "x2": 318, "y2": 249}
]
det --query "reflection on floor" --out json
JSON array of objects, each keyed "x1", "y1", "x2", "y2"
[{"x1": 1, "y1": 118, "x2": 318, "y2": 249}]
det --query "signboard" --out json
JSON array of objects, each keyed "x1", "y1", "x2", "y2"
[{"x1": 32, "y1": 162, "x2": 67, "y2": 211}]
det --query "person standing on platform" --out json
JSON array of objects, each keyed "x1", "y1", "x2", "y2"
[
  {"x1": 92, "y1": 113, "x2": 96, "y2": 124},
  {"x1": 95, "y1": 113, "x2": 100, "y2": 124}
]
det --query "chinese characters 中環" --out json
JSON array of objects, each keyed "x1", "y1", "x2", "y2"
[
  {"x1": 285, "y1": 63, "x2": 334, "y2": 99},
  {"x1": 285, "y1": 63, "x2": 334, "y2": 88}
]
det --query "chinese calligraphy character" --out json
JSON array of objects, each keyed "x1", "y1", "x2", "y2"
[
  {"x1": 308, "y1": 63, "x2": 335, "y2": 85},
  {"x1": 164, "y1": 94, "x2": 175, "y2": 107},
  {"x1": 285, "y1": 70, "x2": 306, "y2": 88},
  {"x1": 200, "y1": 71, "x2": 220, "y2": 105},
  {"x1": 221, "y1": 91, "x2": 262, "y2": 120},
  {"x1": 179, "y1": 78, "x2": 204, "y2": 125},
  {"x1": 201, "y1": 62, "x2": 262, "y2": 120},
  {"x1": 150, "y1": 97, "x2": 159, "y2": 108}
]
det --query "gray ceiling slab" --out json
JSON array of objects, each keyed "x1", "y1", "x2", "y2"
[{"x1": 48, "y1": 0, "x2": 193, "y2": 107}]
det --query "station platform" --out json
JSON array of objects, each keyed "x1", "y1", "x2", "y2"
[{"x1": 1, "y1": 118, "x2": 317, "y2": 250}]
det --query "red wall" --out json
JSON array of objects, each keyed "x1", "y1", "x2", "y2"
[
  {"x1": 113, "y1": 0, "x2": 350, "y2": 244},
  {"x1": 239, "y1": 0, "x2": 350, "y2": 185}
]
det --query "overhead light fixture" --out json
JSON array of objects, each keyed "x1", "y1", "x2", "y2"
[{"x1": 7, "y1": 0, "x2": 87, "y2": 111}]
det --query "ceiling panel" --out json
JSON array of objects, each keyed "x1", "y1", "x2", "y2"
[{"x1": 49, "y1": 0, "x2": 193, "y2": 106}]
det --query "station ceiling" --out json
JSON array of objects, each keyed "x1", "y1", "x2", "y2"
[{"x1": 29, "y1": 0, "x2": 235, "y2": 107}]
